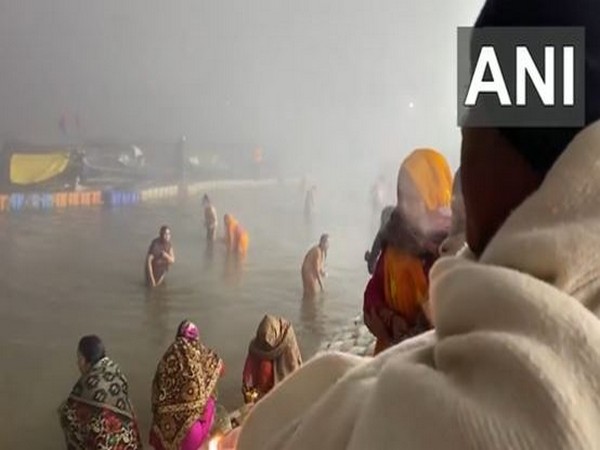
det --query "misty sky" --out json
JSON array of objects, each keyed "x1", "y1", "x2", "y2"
[{"x1": 0, "y1": 0, "x2": 483, "y2": 175}]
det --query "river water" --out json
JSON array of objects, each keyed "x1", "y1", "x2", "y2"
[{"x1": 0, "y1": 183, "x2": 376, "y2": 448}]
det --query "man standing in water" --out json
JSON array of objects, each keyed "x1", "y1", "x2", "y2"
[
  {"x1": 146, "y1": 225, "x2": 175, "y2": 288},
  {"x1": 301, "y1": 234, "x2": 329, "y2": 297},
  {"x1": 203, "y1": 194, "x2": 218, "y2": 242}
]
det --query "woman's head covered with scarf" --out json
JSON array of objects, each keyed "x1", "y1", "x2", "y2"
[
  {"x1": 463, "y1": 0, "x2": 600, "y2": 256},
  {"x1": 249, "y1": 315, "x2": 302, "y2": 384},
  {"x1": 151, "y1": 319, "x2": 222, "y2": 450},
  {"x1": 395, "y1": 148, "x2": 452, "y2": 238},
  {"x1": 398, "y1": 149, "x2": 452, "y2": 212},
  {"x1": 176, "y1": 319, "x2": 199, "y2": 342}
]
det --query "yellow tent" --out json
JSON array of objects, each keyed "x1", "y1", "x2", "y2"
[{"x1": 10, "y1": 152, "x2": 70, "y2": 185}]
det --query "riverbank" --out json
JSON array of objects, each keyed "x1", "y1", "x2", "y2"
[
  {"x1": 219, "y1": 315, "x2": 375, "y2": 433},
  {"x1": 317, "y1": 314, "x2": 376, "y2": 357}
]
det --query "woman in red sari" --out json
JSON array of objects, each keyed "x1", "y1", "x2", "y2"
[
  {"x1": 363, "y1": 148, "x2": 452, "y2": 355},
  {"x1": 242, "y1": 315, "x2": 302, "y2": 404}
]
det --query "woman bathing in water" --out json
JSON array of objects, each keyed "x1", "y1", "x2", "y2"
[
  {"x1": 146, "y1": 225, "x2": 175, "y2": 288},
  {"x1": 223, "y1": 214, "x2": 249, "y2": 257}
]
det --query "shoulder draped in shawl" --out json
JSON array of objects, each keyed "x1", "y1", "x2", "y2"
[
  {"x1": 249, "y1": 315, "x2": 303, "y2": 384},
  {"x1": 151, "y1": 337, "x2": 223, "y2": 450},
  {"x1": 59, "y1": 357, "x2": 141, "y2": 450}
]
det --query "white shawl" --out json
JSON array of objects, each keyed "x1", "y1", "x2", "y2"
[{"x1": 238, "y1": 121, "x2": 600, "y2": 450}]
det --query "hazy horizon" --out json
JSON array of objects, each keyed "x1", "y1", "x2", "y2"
[{"x1": 0, "y1": 0, "x2": 483, "y2": 177}]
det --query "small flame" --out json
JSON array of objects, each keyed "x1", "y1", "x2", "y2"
[{"x1": 208, "y1": 434, "x2": 222, "y2": 450}]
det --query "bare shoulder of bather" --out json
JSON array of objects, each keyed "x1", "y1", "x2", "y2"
[
  {"x1": 301, "y1": 245, "x2": 317, "y2": 272},
  {"x1": 315, "y1": 246, "x2": 326, "y2": 274}
]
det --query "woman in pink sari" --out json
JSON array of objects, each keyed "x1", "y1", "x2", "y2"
[{"x1": 150, "y1": 320, "x2": 224, "y2": 450}]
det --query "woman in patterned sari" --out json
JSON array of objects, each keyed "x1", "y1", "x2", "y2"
[
  {"x1": 150, "y1": 320, "x2": 224, "y2": 450},
  {"x1": 363, "y1": 148, "x2": 452, "y2": 355},
  {"x1": 59, "y1": 335, "x2": 142, "y2": 450}
]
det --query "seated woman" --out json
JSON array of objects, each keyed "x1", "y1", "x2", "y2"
[
  {"x1": 363, "y1": 148, "x2": 452, "y2": 355},
  {"x1": 150, "y1": 320, "x2": 223, "y2": 450},
  {"x1": 242, "y1": 315, "x2": 303, "y2": 404},
  {"x1": 146, "y1": 225, "x2": 175, "y2": 288},
  {"x1": 59, "y1": 335, "x2": 142, "y2": 450}
]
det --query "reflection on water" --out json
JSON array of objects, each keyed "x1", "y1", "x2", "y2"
[
  {"x1": 223, "y1": 252, "x2": 245, "y2": 285},
  {"x1": 0, "y1": 185, "x2": 370, "y2": 449},
  {"x1": 300, "y1": 296, "x2": 327, "y2": 337}
]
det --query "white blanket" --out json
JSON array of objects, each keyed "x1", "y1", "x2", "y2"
[{"x1": 238, "y1": 121, "x2": 600, "y2": 450}]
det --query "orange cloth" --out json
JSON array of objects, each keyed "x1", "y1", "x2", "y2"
[
  {"x1": 382, "y1": 247, "x2": 429, "y2": 321},
  {"x1": 371, "y1": 248, "x2": 429, "y2": 354},
  {"x1": 235, "y1": 227, "x2": 249, "y2": 256},
  {"x1": 225, "y1": 214, "x2": 249, "y2": 256},
  {"x1": 401, "y1": 148, "x2": 452, "y2": 212},
  {"x1": 367, "y1": 148, "x2": 452, "y2": 355},
  {"x1": 224, "y1": 215, "x2": 238, "y2": 249}
]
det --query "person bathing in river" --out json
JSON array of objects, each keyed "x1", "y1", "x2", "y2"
[
  {"x1": 59, "y1": 335, "x2": 142, "y2": 449},
  {"x1": 203, "y1": 194, "x2": 218, "y2": 242},
  {"x1": 303, "y1": 185, "x2": 316, "y2": 221},
  {"x1": 363, "y1": 148, "x2": 452, "y2": 355},
  {"x1": 242, "y1": 315, "x2": 303, "y2": 406},
  {"x1": 146, "y1": 225, "x2": 175, "y2": 288},
  {"x1": 150, "y1": 320, "x2": 223, "y2": 450},
  {"x1": 224, "y1": 214, "x2": 249, "y2": 257},
  {"x1": 301, "y1": 233, "x2": 329, "y2": 297}
]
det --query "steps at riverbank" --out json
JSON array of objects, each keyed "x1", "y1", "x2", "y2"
[
  {"x1": 317, "y1": 315, "x2": 376, "y2": 357},
  {"x1": 219, "y1": 316, "x2": 376, "y2": 432}
]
